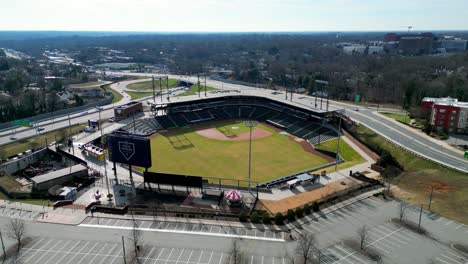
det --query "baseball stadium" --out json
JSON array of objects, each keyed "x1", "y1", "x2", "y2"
[{"x1": 114, "y1": 95, "x2": 349, "y2": 189}]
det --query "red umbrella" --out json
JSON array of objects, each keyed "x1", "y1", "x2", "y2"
[{"x1": 225, "y1": 190, "x2": 242, "y2": 201}]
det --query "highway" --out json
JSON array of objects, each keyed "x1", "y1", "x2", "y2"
[{"x1": 1, "y1": 72, "x2": 466, "y2": 173}]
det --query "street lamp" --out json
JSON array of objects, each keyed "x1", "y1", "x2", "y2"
[
  {"x1": 98, "y1": 108, "x2": 112, "y2": 202},
  {"x1": 243, "y1": 120, "x2": 257, "y2": 193}
]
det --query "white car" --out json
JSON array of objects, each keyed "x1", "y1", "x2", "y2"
[{"x1": 84, "y1": 126, "x2": 96, "y2": 132}]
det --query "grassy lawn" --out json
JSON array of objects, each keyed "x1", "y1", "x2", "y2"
[
  {"x1": 148, "y1": 120, "x2": 329, "y2": 184},
  {"x1": 350, "y1": 124, "x2": 468, "y2": 224},
  {"x1": 315, "y1": 138, "x2": 367, "y2": 172},
  {"x1": 380, "y1": 112, "x2": 410, "y2": 124},
  {"x1": 0, "y1": 124, "x2": 86, "y2": 159},
  {"x1": 126, "y1": 91, "x2": 154, "y2": 100},
  {"x1": 179, "y1": 85, "x2": 219, "y2": 96},
  {"x1": 127, "y1": 79, "x2": 179, "y2": 91},
  {"x1": 102, "y1": 84, "x2": 123, "y2": 104}
]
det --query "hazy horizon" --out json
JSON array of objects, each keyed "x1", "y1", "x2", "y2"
[{"x1": 2, "y1": 0, "x2": 468, "y2": 32}]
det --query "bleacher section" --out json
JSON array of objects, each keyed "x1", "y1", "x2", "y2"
[
  {"x1": 150, "y1": 97, "x2": 339, "y2": 143},
  {"x1": 118, "y1": 118, "x2": 162, "y2": 136}
]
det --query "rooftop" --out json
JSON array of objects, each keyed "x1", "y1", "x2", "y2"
[{"x1": 32, "y1": 164, "x2": 87, "y2": 184}]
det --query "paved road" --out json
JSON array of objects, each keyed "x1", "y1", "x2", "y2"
[{"x1": 1, "y1": 72, "x2": 467, "y2": 173}]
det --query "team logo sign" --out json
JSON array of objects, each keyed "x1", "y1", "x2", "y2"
[{"x1": 118, "y1": 141, "x2": 136, "y2": 161}]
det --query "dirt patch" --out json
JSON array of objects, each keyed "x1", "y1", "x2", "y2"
[
  {"x1": 257, "y1": 178, "x2": 360, "y2": 214},
  {"x1": 196, "y1": 127, "x2": 272, "y2": 141},
  {"x1": 428, "y1": 181, "x2": 451, "y2": 194}
]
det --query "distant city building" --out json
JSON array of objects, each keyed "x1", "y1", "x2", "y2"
[
  {"x1": 421, "y1": 97, "x2": 468, "y2": 134},
  {"x1": 434, "y1": 39, "x2": 467, "y2": 52},
  {"x1": 399, "y1": 36, "x2": 433, "y2": 55},
  {"x1": 343, "y1": 45, "x2": 367, "y2": 55}
]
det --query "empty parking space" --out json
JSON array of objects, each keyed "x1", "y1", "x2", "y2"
[
  {"x1": 319, "y1": 243, "x2": 374, "y2": 264},
  {"x1": 80, "y1": 217, "x2": 285, "y2": 241},
  {"x1": 0, "y1": 207, "x2": 38, "y2": 220},
  {"x1": 363, "y1": 223, "x2": 414, "y2": 254},
  {"x1": 6, "y1": 238, "x2": 288, "y2": 264},
  {"x1": 433, "y1": 250, "x2": 468, "y2": 264}
]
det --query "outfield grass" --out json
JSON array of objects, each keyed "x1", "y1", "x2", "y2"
[
  {"x1": 148, "y1": 120, "x2": 329, "y2": 184},
  {"x1": 315, "y1": 138, "x2": 367, "y2": 171},
  {"x1": 381, "y1": 112, "x2": 410, "y2": 124},
  {"x1": 127, "y1": 79, "x2": 179, "y2": 91},
  {"x1": 0, "y1": 124, "x2": 86, "y2": 159},
  {"x1": 351, "y1": 124, "x2": 468, "y2": 224},
  {"x1": 102, "y1": 84, "x2": 123, "y2": 104},
  {"x1": 179, "y1": 85, "x2": 219, "y2": 96},
  {"x1": 126, "y1": 91, "x2": 154, "y2": 100}
]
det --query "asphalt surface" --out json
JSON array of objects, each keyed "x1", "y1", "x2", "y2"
[
  {"x1": 1, "y1": 196, "x2": 467, "y2": 263},
  {"x1": 1, "y1": 72, "x2": 467, "y2": 173}
]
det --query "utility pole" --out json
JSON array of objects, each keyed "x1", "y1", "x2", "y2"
[
  {"x1": 152, "y1": 76, "x2": 155, "y2": 103},
  {"x1": 121, "y1": 236, "x2": 127, "y2": 264},
  {"x1": 243, "y1": 121, "x2": 257, "y2": 193},
  {"x1": 204, "y1": 74, "x2": 207, "y2": 97},
  {"x1": 159, "y1": 77, "x2": 163, "y2": 102},
  {"x1": 0, "y1": 230, "x2": 6, "y2": 261},
  {"x1": 166, "y1": 76, "x2": 170, "y2": 101},
  {"x1": 428, "y1": 186, "x2": 435, "y2": 210},
  {"x1": 418, "y1": 203, "x2": 423, "y2": 231},
  {"x1": 335, "y1": 115, "x2": 342, "y2": 171},
  {"x1": 98, "y1": 109, "x2": 112, "y2": 202},
  {"x1": 197, "y1": 74, "x2": 201, "y2": 98},
  {"x1": 68, "y1": 114, "x2": 74, "y2": 155}
]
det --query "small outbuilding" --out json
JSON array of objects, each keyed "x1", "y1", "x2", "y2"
[{"x1": 32, "y1": 164, "x2": 88, "y2": 191}]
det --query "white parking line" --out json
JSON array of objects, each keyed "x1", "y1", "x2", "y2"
[
  {"x1": 440, "y1": 253, "x2": 465, "y2": 264},
  {"x1": 445, "y1": 220, "x2": 454, "y2": 226},
  {"x1": 383, "y1": 223, "x2": 417, "y2": 239},
  {"x1": 32, "y1": 240, "x2": 63, "y2": 264},
  {"x1": 87, "y1": 243, "x2": 109, "y2": 264},
  {"x1": 455, "y1": 224, "x2": 465, "y2": 230},
  {"x1": 445, "y1": 251, "x2": 465, "y2": 259},
  {"x1": 77, "y1": 241, "x2": 101, "y2": 264},
  {"x1": 164, "y1": 248, "x2": 175, "y2": 264},
  {"x1": 23, "y1": 239, "x2": 54, "y2": 263},
  {"x1": 208, "y1": 251, "x2": 214, "y2": 264},
  {"x1": 53, "y1": 241, "x2": 82, "y2": 264},
  {"x1": 63, "y1": 241, "x2": 91, "y2": 264},
  {"x1": 327, "y1": 248, "x2": 354, "y2": 264},
  {"x1": 100, "y1": 244, "x2": 119, "y2": 264},
  {"x1": 371, "y1": 228, "x2": 406, "y2": 245},
  {"x1": 366, "y1": 227, "x2": 403, "y2": 247},
  {"x1": 17, "y1": 238, "x2": 45, "y2": 259},
  {"x1": 436, "y1": 257, "x2": 452, "y2": 264},
  {"x1": 378, "y1": 225, "x2": 411, "y2": 241},
  {"x1": 197, "y1": 250, "x2": 204, "y2": 264},
  {"x1": 335, "y1": 244, "x2": 368, "y2": 264},
  {"x1": 43, "y1": 240, "x2": 72, "y2": 264}
]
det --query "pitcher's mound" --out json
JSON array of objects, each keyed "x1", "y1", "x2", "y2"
[{"x1": 196, "y1": 127, "x2": 272, "y2": 141}]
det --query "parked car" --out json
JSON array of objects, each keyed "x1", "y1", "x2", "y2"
[{"x1": 84, "y1": 126, "x2": 96, "y2": 132}]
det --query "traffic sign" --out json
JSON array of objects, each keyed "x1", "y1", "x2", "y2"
[{"x1": 12, "y1": 119, "x2": 31, "y2": 127}]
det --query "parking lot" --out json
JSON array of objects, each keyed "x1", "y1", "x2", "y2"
[
  {"x1": 299, "y1": 196, "x2": 468, "y2": 264},
  {"x1": 7, "y1": 237, "x2": 289, "y2": 264},
  {"x1": 80, "y1": 217, "x2": 285, "y2": 241},
  {"x1": 0, "y1": 207, "x2": 38, "y2": 220}
]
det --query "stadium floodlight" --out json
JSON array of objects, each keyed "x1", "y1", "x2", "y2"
[
  {"x1": 243, "y1": 120, "x2": 258, "y2": 193},
  {"x1": 98, "y1": 108, "x2": 112, "y2": 202}
]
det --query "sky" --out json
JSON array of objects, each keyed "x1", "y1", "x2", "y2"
[{"x1": 1, "y1": 0, "x2": 468, "y2": 32}]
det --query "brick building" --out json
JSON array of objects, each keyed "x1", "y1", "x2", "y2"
[{"x1": 421, "y1": 97, "x2": 468, "y2": 134}]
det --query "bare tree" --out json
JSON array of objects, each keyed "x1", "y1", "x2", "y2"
[
  {"x1": 358, "y1": 225, "x2": 368, "y2": 250},
  {"x1": 399, "y1": 203, "x2": 406, "y2": 222},
  {"x1": 229, "y1": 238, "x2": 244, "y2": 264},
  {"x1": 296, "y1": 232, "x2": 319, "y2": 264},
  {"x1": 7, "y1": 219, "x2": 27, "y2": 252}
]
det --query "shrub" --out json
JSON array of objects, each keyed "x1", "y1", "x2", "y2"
[
  {"x1": 287, "y1": 209, "x2": 296, "y2": 222},
  {"x1": 312, "y1": 201, "x2": 320, "y2": 212},
  {"x1": 262, "y1": 212, "x2": 271, "y2": 224},
  {"x1": 274, "y1": 213, "x2": 284, "y2": 225},
  {"x1": 303, "y1": 204, "x2": 311, "y2": 215},
  {"x1": 250, "y1": 211, "x2": 260, "y2": 223},
  {"x1": 295, "y1": 207, "x2": 304, "y2": 218},
  {"x1": 239, "y1": 211, "x2": 248, "y2": 222}
]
